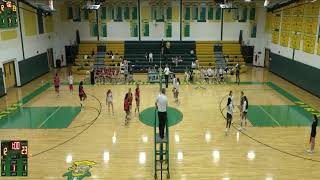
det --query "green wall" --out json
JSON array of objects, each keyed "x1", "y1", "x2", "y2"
[
  {"x1": 270, "y1": 53, "x2": 320, "y2": 97},
  {"x1": 19, "y1": 53, "x2": 49, "y2": 85},
  {"x1": 0, "y1": 68, "x2": 5, "y2": 96}
]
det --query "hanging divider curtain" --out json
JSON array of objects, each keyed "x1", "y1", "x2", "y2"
[
  {"x1": 101, "y1": 23, "x2": 107, "y2": 37},
  {"x1": 130, "y1": 21, "x2": 138, "y2": 37},
  {"x1": 165, "y1": 21, "x2": 172, "y2": 37}
]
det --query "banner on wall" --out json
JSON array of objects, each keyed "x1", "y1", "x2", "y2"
[{"x1": 0, "y1": 1, "x2": 18, "y2": 29}]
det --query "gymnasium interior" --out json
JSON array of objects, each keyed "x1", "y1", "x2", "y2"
[{"x1": 0, "y1": 0, "x2": 320, "y2": 179}]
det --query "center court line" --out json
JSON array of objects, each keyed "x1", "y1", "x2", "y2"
[
  {"x1": 258, "y1": 105, "x2": 281, "y2": 127},
  {"x1": 38, "y1": 106, "x2": 62, "y2": 128}
]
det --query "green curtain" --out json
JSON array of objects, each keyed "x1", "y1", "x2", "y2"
[
  {"x1": 251, "y1": 23, "x2": 257, "y2": 38},
  {"x1": 215, "y1": 7, "x2": 221, "y2": 20},
  {"x1": 131, "y1": 21, "x2": 138, "y2": 37},
  {"x1": 192, "y1": 5, "x2": 198, "y2": 20},
  {"x1": 101, "y1": 6, "x2": 107, "y2": 20},
  {"x1": 143, "y1": 22, "x2": 149, "y2": 36},
  {"x1": 91, "y1": 23, "x2": 98, "y2": 37},
  {"x1": 185, "y1": 7, "x2": 190, "y2": 20},
  {"x1": 208, "y1": 7, "x2": 213, "y2": 20},
  {"x1": 67, "y1": 7, "x2": 73, "y2": 19},
  {"x1": 184, "y1": 23, "x2": 190, "y2": 37},
  {"x1": 151, "y1": 6, "x2": 157, "y2": 20},
  {"x1": 101, "y1": 23, "x2": 107, "y2": 37},
  {"x1": 239, "y1": 7, "x2": 247, "y2": 22},
  {"x1": 166, "y1": 22, "x2": 172, "y2": 37},
  {"x1": 132, "y1": 7, "x2": 138, "y2": 20},
  {"x1": 167, "y1": 7, "x2": 172, "y2": 20},
  {"x1": 83, "y1": 9, "x2": 89, "y2": 20},
  {"x1": 124, "y1": 7, "x2": 130, "y2": 20},
  {"x1": 116, "y1": 7, "x2": 122, "y2": 21},
  {"x1": 249, "y1": 8, "x2": 256, "y2": 20},
  {"x1": 199, "y1": 7, "x2": 206, "y2": 22}
]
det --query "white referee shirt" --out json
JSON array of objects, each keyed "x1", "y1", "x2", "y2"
[{"x1": 156, "y1": 94, "x2": 168, "y2": 112}]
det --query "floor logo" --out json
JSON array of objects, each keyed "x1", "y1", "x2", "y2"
[{"x1": 63, "y1": 160, "x2": 96, "y2": 180}]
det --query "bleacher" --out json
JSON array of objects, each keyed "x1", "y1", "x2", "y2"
[
  {"x1": 196, "y1": 41, "x2": 215, "y2": 68},
  {"x1": 72, "y1": 41, "x2": 124, "y2": 74},
  {"x1": 124, "y1": 41, "x2": 195, "y2": 73},
  {"x1": 221, "y1": 42, "x2": 245, "y2": 67}
]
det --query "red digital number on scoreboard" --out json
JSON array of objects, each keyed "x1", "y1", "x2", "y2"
[{"x1": 11, "y1": 142, "x2": 20, "y2": 150}]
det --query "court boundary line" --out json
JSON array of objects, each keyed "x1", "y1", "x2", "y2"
[
  {"x1": 219, "y1": 94, "x2": 320, "y2": 163},
  {"x1": 257, "y1": 105, "x2": 281, "y2": 127},
  {"x1": 38, "y1": 106, "x2": 62, "y2": 128},
  {"x1": 29, "y1": 94, "x2": 102, "y2": 158}
]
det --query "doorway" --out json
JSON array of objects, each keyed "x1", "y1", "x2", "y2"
[
  {"x1": 47, "y1": 48, "x2": 54, "y2": 69},
  {"x1": 264, "y1": 48, "x2": 270, "y2": 68},
  {"x1": 3, "y1": 61, "x2": 16, "y2": 89}
]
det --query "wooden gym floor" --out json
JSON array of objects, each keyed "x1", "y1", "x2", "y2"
[{"x1": 0, "y1": 67, "x2": 319, "y2": 179}]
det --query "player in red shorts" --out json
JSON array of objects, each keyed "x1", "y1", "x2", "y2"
[
  {"x1": 124, "y1": 93, "x2": 130, "y2": 125},
  {"x1": 53, "y1": 73, "x2": 60, "y2": 97},
  {"x1": 79, "y1": 81, "x2": 87, "y2": 108},
  {"x1": 135, "y1": 84, "x2": 140, "y2": 114},
  {"x1": 127, "y1": 88, "x2": 133, "y2": 114}
]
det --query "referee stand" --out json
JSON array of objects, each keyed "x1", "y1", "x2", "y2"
[
  {"x1": 154, "y1": 108, "x2": 170, "y2": 179},
  {"x1": 154, "y1": 66, "x2": 170, "y2": 179}
]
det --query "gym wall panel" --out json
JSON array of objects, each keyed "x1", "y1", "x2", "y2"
[
  {"x1": 172, "y1": 5, "x2": 179, "y2": 22},
  {"x1": 22, "y1": 5, "x2": 37, "y2": 36},
  {"x1": 270, "y1": 52, "x2": 320, "y2": 97},
  {"x1": 19, "y1": 53, "x2": 49, "y2": 85},
  {"x1": 44, "y1": 16, "x2": 54, "y2": 33},
  {"x1": 0, "y1": 68, "x2": 5, "y2": 96},
  {"x1": 0, "y1": 30, "x2": 17, "y2": 40}
]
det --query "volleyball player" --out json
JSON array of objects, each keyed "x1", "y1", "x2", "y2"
[
  {"x1": 106, "y1": 89, "x2": 114, "y2": 114},
  {"x1": 239, "y1": 91, "x2": 244, "y2": 129},
  {"x1": 308, "y1": 115, "x2": 318, "y2": 153},
  {"x1": 225, "y1": 94, "x2": 234, "y2": 136},
  {"x1": 174, "y1": 78, "x2": 181, "y2": 103},
  {"x1": 68, "y1": 72, "x2": 74, "y2": 94},
  {"x1": 172, "y1": 74, "x2": 177, "y2": 101},
  {"x1": 79, "y1": 81, "x2": 86, "y2": 108},
  {"x1": 128, "y1": 88, "x2": 133, "y2": 114},
  {"x1": 240, "y1": 96, "x2": 248, "y2": 130},
  {"x1": 124, "y1": 93, "x2": 130, "y2": 125},
  {"x1": 53, "y1": 73, "x2": 60, "y2": 97},
  {"x1": 135, "y1": 84, "x2": 140, "y2": 114}
]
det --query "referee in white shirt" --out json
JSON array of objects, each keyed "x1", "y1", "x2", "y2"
[
  {"x1": 155, "y1": 88, "x2": 168, "y2": 140},
  {"x1": 163, "y1": 65, "x2": 170, "y2": 88}
]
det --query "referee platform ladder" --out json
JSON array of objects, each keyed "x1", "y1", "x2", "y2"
[{"x1": 154, "y1": 110, "x2": 170, "y2": 179}]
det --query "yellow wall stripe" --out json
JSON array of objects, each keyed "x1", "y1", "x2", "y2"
[
  {"x1": 0, "y1": 30, "x2": 17, "y2": 40},
  {"x1": 22, "y1": 4, "x2": 37, "y2": 36}
]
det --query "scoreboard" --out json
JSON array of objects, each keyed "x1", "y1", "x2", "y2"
[
  {"x1": 0, "y1": 1, "x2": 18, "y2": 29},
  {"x1": 1, "y1": 141, "x2": 28, "y2": 176}
]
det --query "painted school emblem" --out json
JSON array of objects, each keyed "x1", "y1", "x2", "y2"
[{"x1": 63, "y1": 160, "x2": 96, "y2": 180}]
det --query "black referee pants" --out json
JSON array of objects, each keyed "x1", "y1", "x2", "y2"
[
  {"x1": 165, "y1": 75, "x2": 169, "y2": 88},
  {"x1": 158, "y1": 111, "x2": 167, "y2": 139}
]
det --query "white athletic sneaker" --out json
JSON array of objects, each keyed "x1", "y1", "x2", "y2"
[{"x1": 307, "y1": 150, "x2": 314, "y2": 154}]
